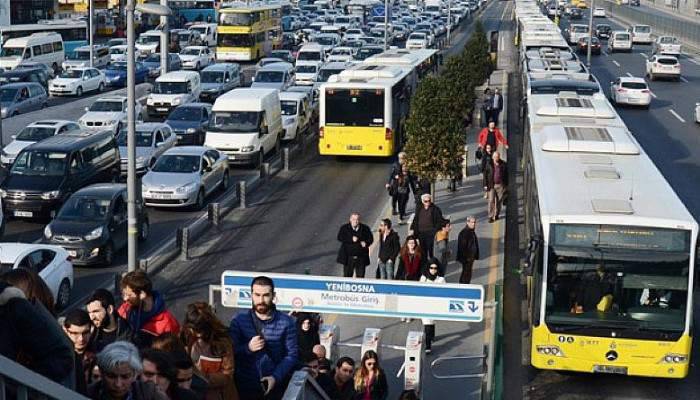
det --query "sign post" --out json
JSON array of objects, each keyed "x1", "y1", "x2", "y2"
[{"x1": 221, "y1": 271, "x2": 485, "y2": 322}]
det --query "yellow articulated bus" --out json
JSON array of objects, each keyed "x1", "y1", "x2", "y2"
[
  {"x1": 216, "y1": 2, "x2": 281, "y2": 61},
  {"x1": 318, "y1": 49, "x2": 436, "y2": 157}
]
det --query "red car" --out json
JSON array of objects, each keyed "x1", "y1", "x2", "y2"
[{"x1": 577, "y1": 37, "x2": 601, "y2": 55}]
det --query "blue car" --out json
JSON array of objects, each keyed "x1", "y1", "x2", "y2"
[
  {"x1": 141, "y1": 53, "x2": 182, "y2": 78},
  {"x1": 164, "y1": 102, "x2": 212, "y2": 145},
  {"x1": 104, "y1": 61, "x2": 149, "y2": 87}
]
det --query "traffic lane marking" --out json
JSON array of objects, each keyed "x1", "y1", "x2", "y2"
[
  {"x1": 626, "y1": 72, "x2": 633, "y2": 77},
  {"x1": 669, "y1": 109, "x2": 686, "y2": 123},
  {"x1": 640, "y1": 52, "x2": 648, "y2": 59},
  {"x1": 612, "y1": 60, "x2": 621, "y2": 67},
  {"x1": 602, "y1": 50, "x2": 609, "y2": 56},
  {"x1": 680, "y1": 76, "x2": 689, "y2": 83},
  {"x1": 650, "y1": 91, "x2": 657, "y2": 99}
]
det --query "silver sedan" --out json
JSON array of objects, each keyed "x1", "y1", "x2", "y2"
[{"x1": 141, "y1": 146, "x2": 229, "y2": 209}]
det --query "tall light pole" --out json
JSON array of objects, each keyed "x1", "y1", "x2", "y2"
[
  {"x1": 586, "y1": 0, "x2": 595, "y2": 68},
  {"x1": 447, "y1": 0, "x2": 451, "y2": 45},
  {"x1": 383, "y1": 0, "x2": 389, "y2": 51},
  {"x1": 89, "y1": 0, "x2": 94, "y2": 67},
  {"x1": 126, "y1": 0, "x2": 171, "y2": 272},
  {"x1": 160, "y1": 0, "x2": 169, "y2": 77}
]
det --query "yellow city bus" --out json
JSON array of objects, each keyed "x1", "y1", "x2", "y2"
[
  {"x1": 216, "y1": 2, "x2": 281, "y2": 61},
  {"x1": 318, "y1": 49, "x2": 436, "y2": 157}
]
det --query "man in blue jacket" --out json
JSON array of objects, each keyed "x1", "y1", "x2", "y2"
[{"x1": 230, "y1": 276, "x2": 299, "y2": 400}]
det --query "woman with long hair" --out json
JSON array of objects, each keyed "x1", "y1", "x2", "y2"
[
  {"x1": 353, "y1": 350, "x2": 388, "y2": 400},
  {"x1": 395, "y1": 236, "x2": 424, "y2": 281},
  {"x1": 1, "y1": 266, "x2": 56, "y2": 315},
  {"x1": 181, "y1": 301, "x2": 239, "y2": 400},
  {"x1": 296, "y1": 313, "x2": 320, "y2": 360}
]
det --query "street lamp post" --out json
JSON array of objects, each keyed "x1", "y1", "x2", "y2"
[
  {"x1": 586, "y1": 0, "x2": 595, "y2": 68},
  {"x1": 160, "y1": 0, "x2": 168, "y2": 77},
  {"x1": 89, "y1": 0, "x2": 94, "y2": 67},
  {"x1": 126, "y1": 0, "x2": 171, "y2": 272},
  {"x1": 384, "y1": 0, "x2": 389, "y2": 51},
  {"x1": 447, "y1": 0, "x2": 451, "y2": 45}
]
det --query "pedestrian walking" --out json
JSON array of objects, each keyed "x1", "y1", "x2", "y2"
[
  {"x1": 62, "y1": 309, "x2": 96, "y2": 395},
  {"x1": 480, "y1": 144, "x2": 494, "y2": 198},
  {"x1": 352, "y1": 350, "x2": 388, "y2": 400},
  {"x1": 386, "y1": 152, "x2": 407, "y2": 215},
  {"x1": 86, "y1": 289, "x2": 133, "y2": 353},
  {"x1": 181, "y1": 301, "x2": 239, "y2": 400},
  {"x1": 410, "y1": 193, "x2": 447, "y2": 259},
  {"x1": 395, "y1": 236, "x2": 425, "y2": 282},
  {"x1": 486, "y1": 151, "x2": 508, "y2": 223},
  {"x1": 229, "y1": 276, "x2": 299, "y2": 400},
  {"x1": 395, "y1": 166, "x2": 415, "y2": 223},
  {"x1": 336, "y1": 213, "x2": 374, "y2": 278},
  {"x1": 327, "y1": 356, "x2": 356, "y2": 400},
  {"x1": 296, "y1": 313, "x2": 320, "y2": 360},
  {"x1": 481, "y1": 88, "x2": 493, "y2": 126},
  {"x1": 141, "y1": 349, "x2": 199, "y2": 400},
  {"x1": 477, "y1": 121, "x2": 509, "y2": 155},
  {"x1": 377, "y1": 219, "x2": 401, "y2": 279},
  {"x1": 119, "y1": 270, "x2": 181, "y2": 349},
  {"x1": 419, "y1": 259, "x2": 446, "y2": 353},
  {"x1": 491, "y1": 88, "x2": 504, "y2": 125},
  {"x1": 456, "y1": 217, "x2": 480, "y2": 284},
  {"x1": 434, "y1": 221, "x2": 451, "y2": 276}
]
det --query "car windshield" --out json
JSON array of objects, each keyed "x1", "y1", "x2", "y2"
[
  {"x1": 10, "y1": 151, "x2": 67, "y2": 176},
  {"x1": 138, "y1": 35, "x2": 160, "y2": 44},
  {"x1": 616, "y1": 33, "x2": 630, "y2": 40},
  {"x1": 117, "y1": 130, "x2": 153, "y2": 147},
  {"x1": 110, "y1": 47, "x2": 125, "y2": 55},
  {"x1": 657, "y1": 57, "x2": 678, "y2": 65},
  {"x1": 409, "y1": 33, "x2": 426, "y2": 40},
  {"x1": 1, "y1": 47, "x2": 24, "y2": 57},
  {"x1": 209, "y1": 111, "x2": 261, "y2": 133},
  {"x1": 298, "y1": 51, "x2": 321, "y2": 61},
  {"x1": 255, "y1": 71, "x2": 284, "y2": 83},
  {"x1": 69, "y1": 51, "x2": 91, "y2": 60},
  {"x1": 660, "y1": 37, "x2": 677, "y2": 44},
  {"x1": 190, "y1": 27, "x2": 206, "y2": 34},
  {"x1": 107, "y1": 39, "x2": 125, "y2": 47},
  {"x1": 57, "y1": 196, "x2": 110, "y2": 221},
  {"x1": 145, "y1": 53, "x2": 162, "y2": 62},
  {"x1": 296, "y1": 65, "x2": 317, "y2": 73},
  {"x1": 635, "y1": 26, "x2": 651, "y2": 33},
  {"x1": 571, "y1": 25, "x2": 589, "y2": 33},
  {"x1": 597, "y1": 25, "x2": 611, "y2": 32},
  {"x1": 281, "y1": 100, "x2": 298, "y2": 115},
  {"x1": 0, "y1": 88, "x2": 17, "y2": 102},
  {"x1": 181, "y1": 48, "x2": 201, "y2": 56},
  {"x1": 201, "y1": 71, "x2": 225, "y2": 83},
  {"x1": 59, "y1": 70, "x2": 83, "y2": 79},
  {"x1": 331, "y1": 48, "x2": 351, "y2": 55},
  {"x1": 90, "y1": 100, "x2": 123, "y2": 112},
  {"x1": 153, "y1": 81, "x2": 188, "y2": 94},
  {"x1": 108, "y1": 62, "x2": 128, "y2": 71},
  {"x1": 15, "y1": 126, "x2": 54, "y2": 141},
  {"x1": 317, "y1": 68, "x2": 343, "y2": 82},
  {"x1": 152, "y1": 154, "x2": 200, "y2": 173},
  {"x1": 271, "y1": 52, "x2": 289, "y2": 60},
  {"x1": 315, "y1": 36, "x2": 336, "y2": 45},
  {"x1": 168, "y1": 106, "x2": 202, "y2": 121},
  {"x1": 621, "y1": 82, "x2": 647, "y2": 89}
]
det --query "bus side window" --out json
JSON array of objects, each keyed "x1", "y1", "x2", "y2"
[{"x1": 32, "y1": 45, "x2": 42, "y2": 57}]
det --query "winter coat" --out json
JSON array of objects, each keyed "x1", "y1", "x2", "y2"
[
  {"x1": 477, "y1": 127, "x2": 508, "y2": 148},
  {"x1": 352, "y1": 370, "x2": 388, "y2": 400},
  {"x1": 0, "y1": 283, "x2": 73, "y2": 385},
  {"x1": 395, "y1": 253, "x2": 425, "y2": 281},
  {"x1": 410, "y1": 203, "x2": 447, "y2": 234},
  {"x1": 117, "y1": 291, "x2": 180, "y2": 349},
  {"x1": 229, "y1": 309, "x2": 299, "y2": 397},
  {"x1": 377, "y1": 230, "x2": 401, "y2": 263},
  {"x1": 336, "y1": 223, "x2": 374, "y2": 267},
  {"x1": 88, "y1": 380, "x2": 168, "y2": 400},
  {"x1": 456, "y1": 227, "x2": 480, "y2": 264}
]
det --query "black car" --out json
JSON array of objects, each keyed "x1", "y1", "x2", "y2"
[
  {"x1": 570, "y1": 7, "x2": 583, "y2": 19},
  {"x1": 0, "y1": 68, "x2": 50, "y2": 91},
  {"x1": 596, "y1": 24, "x2": 612, "y2": 39},
  {"x1": 164, "y1": 103, "x2": 212, "y2": 145},
  {"x1": 630, "y1": 0, "x2": 640, "y2": 5},
  {"x1": 0, "y1": 130, "x2": 120, "y2": 220},
  {"x1": 44, "y1": 184, "x2": 149, "y2": 266},
  {"x1": 577, "y1": 36, "x2": 602, "y2": 55}
]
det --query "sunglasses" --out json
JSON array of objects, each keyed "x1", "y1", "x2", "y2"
[{"x1": 429, "y1": 266, "x2": 438, "y2": 270}]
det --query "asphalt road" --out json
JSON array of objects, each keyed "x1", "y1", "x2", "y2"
[{"x1": 523, "y1": 9, "x2": 700, "y2": 400}]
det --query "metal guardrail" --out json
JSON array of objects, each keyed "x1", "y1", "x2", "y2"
[
  {"x1": 602, "y1": 1, "x2": 700, "y2": 50},
  {"x1": 282, "y1": 370, "x2": 331, "y2": 400},
  {"x1": 0, "y1": 354, "x2": 89, "y2": 400}
]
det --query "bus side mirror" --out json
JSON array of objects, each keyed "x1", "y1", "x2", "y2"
[{"x1": 522, "y1": 235, "x2": 542, "y2": 277}]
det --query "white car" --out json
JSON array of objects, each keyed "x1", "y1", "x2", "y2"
[
  {"x1": 178, "y1": 46, "x2": 214, "y2": 70},
  {"x1": 344, "y1": 28, "x2": 366, "y2": 42},
  {"x1": 294, "y1": 61, "x2": 322, "y2": 86},
  {"x1": 608, "y1": 31, "x2": 633, "y2": 53},
  {"x1": 0, "y1": 243, "x2": 74, "y2": 310},
  {"x1": 593, "y1": 7, "x2": 606, "y2": 17},
  {"x1": 78, "y1": 96, "x2": 143, "y2": 134},
  {"x1": 652, "y1": 36, "x2": 682, "y2": 56},
  {"x1": 327, "y1": 47, "x2": 355, "y2": 62},
  {"x1": 610, "y1": 77, "x2": 651, "y2": 108},
  {"x1": 406, "y1": 32, "x2": 429, "y2": 49},
  {"x1": 1, "y1": 120, "x2": 81, "y2": 166},
  {"x1": 695, "y1": 102, "x2": 700, "y2": 123},
  {"x1": 49, "y1": 67, "x2": 105, "y2": 97},
  {"x1": 109, "y1": 45, "x2": 141, "y2": 63},
  {"x1": 280, "y1": 91, "x2": 310, "y2": 142},
  {"x1": 646, "y1": 54, "x2": 681, "y2": 81}
]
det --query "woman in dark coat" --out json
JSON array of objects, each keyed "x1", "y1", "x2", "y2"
[{"x1": 296, "y1": 313, "x2": 320, "y2": 359}]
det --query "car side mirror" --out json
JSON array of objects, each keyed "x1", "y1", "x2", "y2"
[
  {"x1": 259, "y1": 126, "x2": 268, "y2": 137},
  {"x1": 521, "y1": 235, "x2": 542, "y2": 277},
  {"x1": 10, "y1": 135, "x2": 16, "y2": 139},
  {"x1": 156, "y1": 141, "x2": 164, "y2": 147},
  {"x1": 84, "y1": 106, "x2": 90, "y2": 112},
  {"x1": 251, "y1": 77, "x2": 255, "y2": 82}
]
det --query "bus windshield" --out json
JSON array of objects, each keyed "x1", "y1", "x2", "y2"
[
  {"x1": 209, "y1": 111, "x2": 261, "y2": 133},
  {"x1": 544, "y1": 224, "x2": 690, "y2": 335},
  {"x1": 325, "y1": 89, "x2": 384, "y2": 127},
  {"x1": 220, "y1": 13, "x2": 253, "y2": 26}
]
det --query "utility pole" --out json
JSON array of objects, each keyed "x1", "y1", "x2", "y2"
[
  {"x1": 89, "y1": 0, "x2": 94, "y2": 67},
  {"x1": 126, "y1": 0, "x2": 138, "y2": 272},
  {"x1": 586, "y1": 0, "x2": 594, "y2": 68},
  {"x1": 384, "y1": 0, "x2": 389, "y2": 51},
  {"x1": 447, "y1": 0, "x2": 451, "y2": 45},
  {"x1": 160, "y1": 0, "x2": 169, "y2": 77}
]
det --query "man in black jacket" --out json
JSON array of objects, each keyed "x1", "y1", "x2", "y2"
[
  {"x1": 410, "y1": 193, "x2": 447, "y2": 259},
  {"x1": 337, "y1": 213, "x2": 374, "y2": 278},
  {"x1": 486, "y1": 151, "x2": 508, "y2": 223},
  {"x1": 377, "y1": 218, "x2": 401, "y2": 279},
  {"x1": 0, "y1": 282, "x2": 74, "y2": 385},
  {"x1": 456, "y1": 217, "x2": 480, "y2": 284},
  {"x1": 86, "y1": 288, "x2": 133, "y2": 353}
]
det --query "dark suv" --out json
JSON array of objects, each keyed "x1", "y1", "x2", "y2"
[
  {"x1": 0, "y1": 68, "x2": 50, "y2": 91},
  {"x1": 0, "y1": 130, "x2": 120, "y2": 220},
  {"x1": 43, "y1": 184, "x2": 149, "y2": 266}
]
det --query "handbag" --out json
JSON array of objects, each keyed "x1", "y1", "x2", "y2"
[{"x1": 475, "y1": 148, "x2": 483, "y2": 160}]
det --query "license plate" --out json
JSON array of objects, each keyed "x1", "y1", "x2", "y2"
[
  {"x1": 68, "y1": 250, "x2": 77, "y2": 257},
  {"x1": 157, "y1": 107, "x2": 168, "y2": 112},
  {"x1": 347, "y1": 145, "x2": 363, "y2": 150},
  {"x1": 14, "y1": 211, "x2": 32, "y2": 217},
  {"x1": 152, "y1": 193, "x2": 172, "y2": 199},
  {"x1": 593, "y1": 365, "x2": 628, "y2": 375},
  {"x1": 177, "y1": 135, "x2": 184, "y2": 140}
]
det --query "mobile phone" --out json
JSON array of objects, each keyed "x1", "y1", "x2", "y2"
[{"x1": 260, "y1": 379, "x2": 269, "y2": 393}]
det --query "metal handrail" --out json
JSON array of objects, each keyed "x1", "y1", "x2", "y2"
[
  {"x1": 0, "y1": 354, "x2": 89, "y2": 400},
  {"x1": 430, "y1": 355, "x2": 487, "y2": 379},
  {"x1": 281, "y1": 370, "x2": 331, "y2": 400}
]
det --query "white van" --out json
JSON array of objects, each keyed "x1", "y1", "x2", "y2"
[
  {"x1": 205, "y1": 88, "x2": 282, "y2": 166},
  {"x1": 146, "y1": 70, "x2": 201, "y2": 119},
  {"x1": 62, "y1": 45, "x2": 110, "y2": 70},
  {"x1": 279, "y1": 91, "x2": 310, "y2": 142},
  {"x1": 189, "y1": 23, "x2": 218, "y2": 47},
  {"x1": 0, "y1": 32, "x2": 64, "y2": 72},
  {"x1": 630, "y1": 24, "x2": 652, "y2": 44},
  {"x1": 609, "y1": 31, "x2": 633, "y2": 52},
  {"x1": 296, "y1": 44, "x2": 325, "y2": 64},
  {"x1": 136, "y1": 30, "x2": 163, "y2": 56},
  {"x1": 252, "y1": 62, "x2": 295, "y2": 92}
]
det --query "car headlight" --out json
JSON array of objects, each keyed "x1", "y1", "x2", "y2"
[
  {"x1": 84, "y1": 226, "x2": 103, "y2": 241},
  {"x1": 0, "y1": 189, "x2": 6, "y2": 198},
  {"x1": 147, "y1": 97, "x2": 154, "y2": 105},
  {"x1": 241, "y1": 145, "x2": 255, "y2": 152},
  {"x1": 41, "y1": 190, "x2": 61, "y2": 200},
  {"x1": 136, "y1": 156, "x2": 147, "y2": 169},
  {"x1": 1, "y1": 108, "x2": 6, "y2": 117},
  {"x1": 141, "y1": 184, "x2": 149, "y2": 193},
  {"x1": 44, "y1": 224, "x2": 52, "y2": 239},
  {"x1": 186, "y1": 128, "x2": 197, "y2": 134},
  {"x1": 176, "y1": 182, "x2": 198, "y2": 193},
  {"x1": 171, "y1": 97, "x2": 182, "y2": 106}
]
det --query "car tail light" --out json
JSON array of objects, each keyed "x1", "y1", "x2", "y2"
[
  {"x1": 66, "y1": 255, "x2": 73, "y2": 262},
  {"x1": 319, "y1": 126, "x2": 324, "y2": 138},
  {"x1": 385, "y1": 128, "x2": 392, "y2": 140},
  {"x1": 617, "y1": 88, "x2": 626, "y2": 93},
  {"x1": 641, "y1": 89, "x2": 650, "y2": 93},
  {"x1": 673, "y1": 64, "x2": 680, "y2": 69}
]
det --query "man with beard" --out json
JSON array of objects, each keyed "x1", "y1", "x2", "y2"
[
  {"x1": 229, "y1": 276, "x2": 299, "y2": 400},
  {"x1": 86, "y1": 288, "x2": 132, "y2": 352},
  {"x1": 62, "y1": 309, "x2": 96, "y2": 395},
  {"x1": 118, "y1": 270, "x2": 180, "y2": 349}
]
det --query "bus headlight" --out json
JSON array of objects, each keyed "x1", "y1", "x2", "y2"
[
  {"x1": 661, "y1": 354, "x2": 687, "y2": 364},
  {"x1": 536, "y1": 345, "x2": 565, "y2": 357}
]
